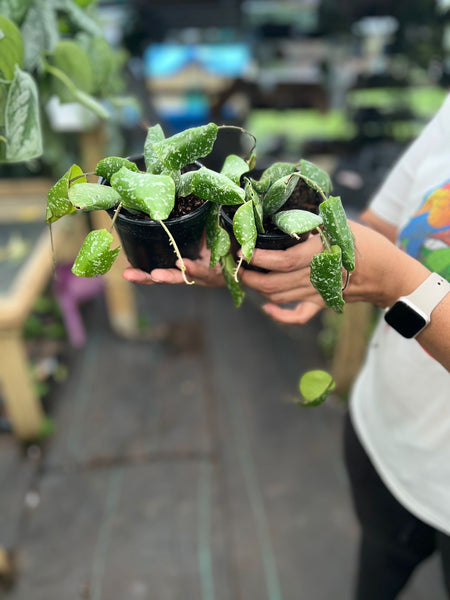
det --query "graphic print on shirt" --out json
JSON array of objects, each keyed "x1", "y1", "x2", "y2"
[{"x1": 399, "y1": 180, "x2": 450, "y2": 280}]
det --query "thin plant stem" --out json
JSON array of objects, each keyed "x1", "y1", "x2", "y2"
[{"x1": 158, "y1": 219, "x2": 195, "y2": 285}]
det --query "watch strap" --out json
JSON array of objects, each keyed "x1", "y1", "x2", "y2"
[{"x1": 406, "y1": 272, "x2": 450, "y2": 314}]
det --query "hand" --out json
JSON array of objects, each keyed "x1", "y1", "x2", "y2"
[
  {"x1": 239, "y1": 232, "x2": 326, "y2": 324},
  {"x1": 122, "y1": 239, "x2": 226, "y2": 287}
]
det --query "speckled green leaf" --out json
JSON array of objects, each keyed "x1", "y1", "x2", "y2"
[
  {"x1": 299, "y1": 159, "x2": 332, "y2": 195},
  {"x1": 245, "y1": 179, "x2": 264, "y2": 233},
  {"x1": 177, "y1": 170, "x2": 194, "y2": 197},
  {"x1": 206, "y1": 204, "x2": 230, "y2": 267},
  {"x1": 298, "y1": 370, "x2": 335, "y2": 407},
  {"x1": 46, "y1": 164, "x2": 85, "y2": 224},
  {"x1": 259, "y1": 161, "x2": 298, "y2": 191},
  {"x1": 220, "y1": 154, "x2": 250, "y2": 184},
  {"x1": 319, "y1": 195, "x2": 355, "y2": 271},
  {"x1": 191, "y1": 167, "x2": 245, "y2": 205},
  {"x1": 221, "y1": 253, "x2": 245, "y2": 307},
  {"x1": 5, "y1": 65, "x2": 42, "y2": 162},
  {"x1": 110, "y1": 167, "x2": 175, "y2": 220},
  {"x1": 95, "y1": 156, "x2": 140, "y2": 181},
  {"x1": 144, "y1": 123, "x2": 165, "y2": 174},
  {"x1": 152, "y1": 122, "x2": 218, "y2": 170},
  {"x1": 68, "y1": 183, "x2": 121, "y2": 211},
  {"x1": 309, "y1": 245, "x2": 344, "y2": 312},
  {"x1": 0, "y1": 15, "x2": 23, "y2": 80},
  {"x1": 233, "y1": 200, "x2": 257, "y2": 263},
  {"x1": 72, "y1": 229, "x2": 120, "y2": 277},
  {"x1": 263, "y1": 174, "x2": 298, "y2": 216},
  {"x1": 272, "y1": 209, "x2": 323, "y2": 236}
]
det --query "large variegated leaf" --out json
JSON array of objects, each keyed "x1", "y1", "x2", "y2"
[
  {"x1": 110, "y1": 167, "x2": 175, "y2": 220},
  {"x1": 233, "y1": 200, "x2": 257, "y2": 263},
  {"x1": 72, "y1": 229, "x2": 120, "y2": 277},
  {"x1": 68, "y1": 182, "x2": 121, "y2": 211},
  {"x1": 21, "y1": 0, "x2": 59, "y2": 71},
  {"x1": 5, "y1": 65, "x2": 42, "y2": 162},
  {"x1": 0, "y1": 15, "x2": 24, "y2": 80},
  {"x1": 46, "y1": 164, "x2": 85, "y2": 223}
]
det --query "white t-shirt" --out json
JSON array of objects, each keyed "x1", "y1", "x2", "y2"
[{"x1": 349, "y1": 93, "x2": 450, "y2": 534}]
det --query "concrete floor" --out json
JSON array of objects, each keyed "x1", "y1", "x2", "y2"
[{"x1": 0, "y1": 282, "x2": 446, "y2": 599}]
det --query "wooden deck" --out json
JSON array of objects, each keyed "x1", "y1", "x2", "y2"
[{"x1": 0, "y1": 282, "x2": 445, "y2": 599}]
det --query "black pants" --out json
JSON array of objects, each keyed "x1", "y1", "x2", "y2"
[{"x1": 343, "y1": 412, "x2": 450, "y2": 599}]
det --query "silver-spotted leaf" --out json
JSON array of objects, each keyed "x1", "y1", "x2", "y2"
[
  {"x1": 319, "y1": 195, "x2": 355, "y2": 272},
  {"x1": 144, "y1": 123, "x2": 165, "y2": 173},
  {"x1": 245, "y1": 179, "x2": 264, "y2": 233},
  {"x1": 220, "y1": 154, "x2": 250, "y2": 185},
  {"x1": 221, "y1": 253, "x2": 245, "y2": 307},
  {"x1": 206, "y1": 205, "x2": 230, "y2": 267},
  {"x1": 68, "y1": 183, "x2": 121, "y2": 211},
  {"x1": 152, "y1": 122, "x2": 218, "y2": 170},
  {"x1": 233, "y1": 200, "x2": 257, "y2": 263},
  {"x1": 263, "y1": 173, "x2": 298, "y2": 216},
  {"x1": 46, "y1": 164, "x2": 85, "y2": 223},
  {"x1": 5, "y1": 65, "x2": 42, "y2": 162},
  {"x1": 110, "y1": 167, "x2": 175, "y2": 220},
  {"x1": 299, "y1": 159, "x2": 332, "y2": 195},
  {"x1": 191, "y1": 167, "x2": 245, "y2": 205},
  {"x1": 72, "y1": 229, "x2": 120, "y2": 277},
  {"x1": 95, "y1": 157, "x2": 140, "y2": 181},
  {"x1": 272, "y1": 209, "x2": 323, "y2": 236}
]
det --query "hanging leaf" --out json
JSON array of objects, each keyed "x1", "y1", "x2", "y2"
[
  {"x1": 309, "y1": 245, "x2": 345, "y2": 312},
  {"x1": 220, "y1": 154, "x2": 250, "y2": 185},
  {"x1": 0, "y1": 15, "x2": 24, "y2": 80},
  {"x1": 110, "y1": 167, "x2": 175, "y2": 220},
  {"x1": 46, "y1": 164, "x2": 85, "y2": 223},
  {"x1": 21, "y1": 0, "x2": 59, "y2": 71},
  {"x1": 298, "y1": 370, "x2": 335, "y2": 407},
  {"x1": 221, "y1": 253, "x2": 245, "y2": 307},
  {"x1": 263, "y1": 173, "x2": 298, "y2": 216},
  {"x1": 144, "y1": 123, "x2": 165, "y2": 174},
  {"x1": 272, "y1": 209, "x2": 323, "y2": 236},
  {"x1": 206, "y1": 204, "x2": 230, "y2": 267},
  {"x1": 319, "y1": 195, "x2": 355, "y2": 272},
  {"x1": 233, "y1": 200, "x2": 257, "y2": 263},
  {"x1": 5, "y1": 65, "x2": 42, "y2": 162},
  {"x1": 68, "y1": 182, "x2": 121, "y2": 211},
  {"x1": 72, "y1": 229, "x2": 120, "y2": 277},
  {"x1": 299, "y1": 159, "x2": 332, "y2": 195}
]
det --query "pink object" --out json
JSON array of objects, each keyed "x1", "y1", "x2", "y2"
[{"x1": 53, "y1": 264, "x2": 104, "y2": 347}]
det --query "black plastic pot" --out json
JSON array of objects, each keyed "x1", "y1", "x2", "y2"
[
  {"x1": 103, "y1": 156, "x2": 209, "y2": 273},
  {"x1": 221, "y1": 207, "x2": 310, "y2": 273}
]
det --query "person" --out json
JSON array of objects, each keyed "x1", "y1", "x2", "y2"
[{"x1": 123, "y1": 93, "x2": 450, "y2": 598}]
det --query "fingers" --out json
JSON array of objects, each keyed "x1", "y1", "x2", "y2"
[
  {"x1": 262, "y1": 301, "x2": 323, "y2": 325},
  {"x1": 245, "y1": 234, "x2": 323, "y2": 272},
  {"x1": 240, "y1": 267, "x2": 314, "y2": 304},
  {"x1": 122, "y1": 267, "x2": 185, "y2": 285}
]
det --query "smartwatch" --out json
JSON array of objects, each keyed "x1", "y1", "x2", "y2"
[{"x1": 384, "y1": 272, "x2": 450, "y2": 339}]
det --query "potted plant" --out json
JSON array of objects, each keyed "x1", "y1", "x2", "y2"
[{"x1": 46, "y1": 122, "x2": 257, "y2": 283}]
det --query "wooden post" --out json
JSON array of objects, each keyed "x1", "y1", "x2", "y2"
[{"x1": 79, "y1": 128, "x2": 140, "y2": 339}]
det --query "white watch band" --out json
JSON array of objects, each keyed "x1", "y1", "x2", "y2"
[{"x1": 405, "y1": 272, "x2": 450, "y2": 314}]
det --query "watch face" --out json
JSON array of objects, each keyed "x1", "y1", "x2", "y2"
[{"x1": 385, "y1": 300, "x2": 428, "y2": 338}]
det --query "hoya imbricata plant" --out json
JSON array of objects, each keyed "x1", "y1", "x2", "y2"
[
  {"x1": 211, "y1": 158, "x2": 356, "y2": 311},
  {"x1": 46, "y1": 122, "x2": 255, "y2": 283}
]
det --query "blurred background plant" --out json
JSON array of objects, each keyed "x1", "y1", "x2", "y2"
[{"x1": 0, "y1": 0, "x2": 140, "y2": 178}]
